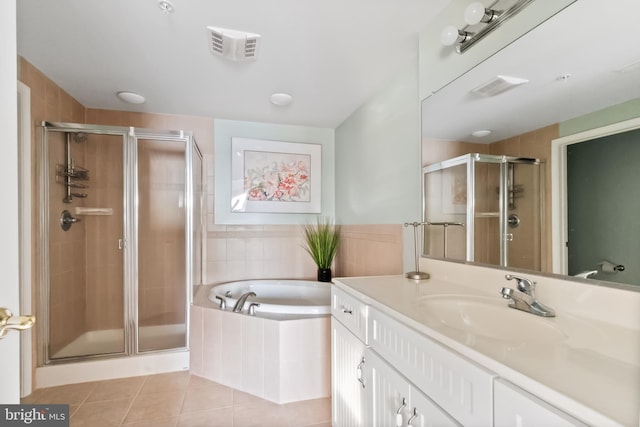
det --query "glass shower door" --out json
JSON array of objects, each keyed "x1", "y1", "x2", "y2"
[
  {"x1": 136, "y1": 137, "x2": 187, "y2": 352},
  {"x1": 46, "y1": 128, "x2": 126, "y2": 360}
]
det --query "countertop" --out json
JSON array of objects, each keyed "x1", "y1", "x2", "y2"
[{"x1": 333, "y1": 275, "x2": 640, "y2": 427}]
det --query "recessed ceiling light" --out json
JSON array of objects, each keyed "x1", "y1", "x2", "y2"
[
  {"x1": 270, "y1": 92, "x2": 293, "y2": 107},
  {"x1": 471, "y1": 129, "x2": 492, "y2": 138},
  {"x1": 158, "y1": 0, "x2": 174, "y2": 14},
  {"x1": 117, "y1": 91, "x2": 146, "y2": 104}
]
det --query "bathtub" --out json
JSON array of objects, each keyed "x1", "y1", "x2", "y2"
[
  {"x1": 192, "y1": 279, "x2": 331, "y2": 404},
  {"x1": 207, "y1": 279, "x2": 331, "y2": 315}
]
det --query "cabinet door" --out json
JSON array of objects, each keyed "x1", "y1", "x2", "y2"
[
  {"x1": 332, "y1": 318, "x2": 370, "y2": 427},
  {"x1": 494, "y1": 379, "x2": 589, "y2": 427},
  {"x1": 367, "y1": 349, "x2": 413, "y2": 427},
  {"x1": 409, "y1": 387, "x2": 460, "y2": 427}
]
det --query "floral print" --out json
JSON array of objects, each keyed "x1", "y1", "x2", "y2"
[{"x1": 244, "y1": 152, "x2": 311, "y2": 202}]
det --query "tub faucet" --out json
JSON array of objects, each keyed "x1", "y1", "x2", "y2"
[
  {"x1": 500, "y1": 274, "x2": 555, "y2": 317},
  {"x1": 233, "y1": 292, "x2": 256, "y2": 313}
]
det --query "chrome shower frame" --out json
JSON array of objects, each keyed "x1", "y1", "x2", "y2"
[{"x1": 38, "y1": 121, "x2": 203, "y2": 365}]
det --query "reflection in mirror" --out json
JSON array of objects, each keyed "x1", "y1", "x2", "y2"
[
  {"x1": 423, "y1": 154, "x2": 542, "y2": 271},
  {"x1": 420, "y1": 0, "x2": 640, "y2": 289}
]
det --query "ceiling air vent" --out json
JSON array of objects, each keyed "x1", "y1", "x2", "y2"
[
  {"x1": 207, "y1": 26, "x2": 261, "y2": 61},
  {"x1": 472, "y1": 75, "x2": 529, "y2": 97}
]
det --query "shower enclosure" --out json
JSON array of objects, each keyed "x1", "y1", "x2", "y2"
[
  {"x1": 423, "y1": 153, "x2": 542, "y2": 270},
  {"x1": 38, "y1": 122, "x2": 203, "y2": 364}
]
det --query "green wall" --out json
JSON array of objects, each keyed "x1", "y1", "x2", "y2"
[
  {"x1": 335, "y1": 60, "x2": 421, "y2": 225},
  {"x1": 560, "y1": 98, "x2": 640, "y2": 136}
]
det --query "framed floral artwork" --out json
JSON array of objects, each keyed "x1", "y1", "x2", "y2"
[{"x1": 230, "y1": 137, "x2": 322, "y2": 213}]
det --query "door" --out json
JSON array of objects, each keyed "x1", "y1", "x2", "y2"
[{"x1": 1, "y1": 0, "x2": 22, "y2": 403}]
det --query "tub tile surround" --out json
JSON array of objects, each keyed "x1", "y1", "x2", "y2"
[
  {"x1": 338, "y1": 257, "x2": 640, "y2": 425},
  {"x1": 190, "y1": 298, "x2": 331, "y2": 405}
]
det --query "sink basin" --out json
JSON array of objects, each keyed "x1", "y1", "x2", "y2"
[{"x1": 414, "y1": 295, "x2": 566, "y2": 346}]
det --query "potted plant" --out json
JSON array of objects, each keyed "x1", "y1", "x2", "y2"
[{"x1": 303, "y1": 217, "x2": 341, "y2": 282}]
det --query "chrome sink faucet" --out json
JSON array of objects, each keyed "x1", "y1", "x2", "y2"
[
  {"x1": 500, "y1": 274, "x2": 555, "y2": 317},
  {"x1": 233, "y1": 292, "x2": 256, "y2": 313}
]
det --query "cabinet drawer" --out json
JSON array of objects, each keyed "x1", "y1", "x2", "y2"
[
  {"x1": 332, "y1": 286, "x2": 368, "y2": 344},
  {"x1": 494, "y1": 379, "x2": 588, "y2": 427},
  {"x1": 369, "y1": 307, "x2": 495, "y2": 427}
]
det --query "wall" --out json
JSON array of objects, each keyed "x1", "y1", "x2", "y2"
[
  {"x1": 559, "y1": 98, "x2": 640, "y2": 136},
  {"x1": 206, "y1": 119, "x2": 335, "y2": 283},
  {"x1": 334, "y1": 59, "x2": 421, "y2": 275}
]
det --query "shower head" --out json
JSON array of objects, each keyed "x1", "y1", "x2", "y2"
[{"x1": 70, "y1": 132, "x2": 88, "y2": 143}]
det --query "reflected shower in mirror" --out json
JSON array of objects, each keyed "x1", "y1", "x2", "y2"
[{"x1": 420, "y1": 0, "x2": 640, "y2": 289}]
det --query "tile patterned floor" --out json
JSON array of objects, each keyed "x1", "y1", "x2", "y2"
[{"x1": 21, "y1": 371, "x2": 331, "y2": 427}]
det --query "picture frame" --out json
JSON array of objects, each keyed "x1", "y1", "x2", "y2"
[{"x1": 230, "y1": 137, "x2": 322, "y2": 213}]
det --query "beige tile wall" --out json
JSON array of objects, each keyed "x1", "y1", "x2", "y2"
[
  {"x1": 20, "y1": 58, "x2": 88, "y2": 356},
  {"x1": 489, "y1": 124, "x2": 558, "y2": 272}
]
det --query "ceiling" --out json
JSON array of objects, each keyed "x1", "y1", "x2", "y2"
[
  {"x1": 421, "y1": 0, "x2": 640, "y2": 143},
  {"x1": 16, "y1": 0, "x2": 451, "y2": 129}
]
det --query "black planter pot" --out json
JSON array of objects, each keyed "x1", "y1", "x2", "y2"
[{"x1": 317, "y1": 268, "x2": 332, "y2": 282}]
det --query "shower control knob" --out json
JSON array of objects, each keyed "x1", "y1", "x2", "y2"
[{"x1": 60, "y1": 210, "x2": 81, "y2": 231}]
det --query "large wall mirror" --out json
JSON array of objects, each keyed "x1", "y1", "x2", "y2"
[{"x1": 421, "y1": 0, "x2": 640, "y2": 289}]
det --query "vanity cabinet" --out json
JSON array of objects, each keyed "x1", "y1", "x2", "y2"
[
  {"x1": 369, "y1": 307, "x2": 494, "y2": 426},
  {"x1": 367, "y1": 348, "x2": 459, "y2": 427},
  {"x1": 494, "y1": 379, "x2": 588, "y2": 427},
  {"x1": 331, "y1": 318, "x2": 370, "y2": 426},
  {"x1": 331, "y1": 286, "x2": 370, "y2": 427}
]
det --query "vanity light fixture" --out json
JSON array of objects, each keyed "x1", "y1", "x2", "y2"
[{"x1": 441, "y1": 0, "x2": 535, "y2": 54}]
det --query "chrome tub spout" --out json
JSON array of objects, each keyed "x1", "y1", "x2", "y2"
[{"x1": 233, "y1": 291, "x2": 256, "y2": 313}]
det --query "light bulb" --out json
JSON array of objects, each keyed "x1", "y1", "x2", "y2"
[
  {"x1": 464, "y1": 2, "x2": 487, "y2": 25},
  {"x1": 441, "y1": 25, "x2": 461, "y2": 47}
]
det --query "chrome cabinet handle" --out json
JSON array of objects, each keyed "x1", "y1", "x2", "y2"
[
  {"x1": 395, "y1": 398, "x2": 407, "y2": 427},
  {"x1": 341, "y1": 305, "x2": 353, "y2": 315},
  {"x1": 356, "y1": 356, "x2": 366, "y2": 388},
  {"x1": 0, "y1": 308, "x2": 35, "y2": 339},
  {"x1": 407, "y1": 408, "x2": 417, "y2": 426}
]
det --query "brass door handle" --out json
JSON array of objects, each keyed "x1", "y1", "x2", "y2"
[{"x1": 0, "y1": 307, "x2": 35, "y2": 339}]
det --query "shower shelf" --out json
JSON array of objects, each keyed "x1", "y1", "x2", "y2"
[
  {"x1": 56, "y1": 164, "x2": 90, "y2": 180},
  {"x1": 56, "y1": 162, "x2": 90, "y2": 202},
  {"x1": 476, "y1": 212, "x2": 500, "y2": 218}
]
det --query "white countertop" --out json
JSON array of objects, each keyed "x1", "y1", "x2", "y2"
[{"x1": 333, "y1": 275, "x2": 640, "y2": 427}]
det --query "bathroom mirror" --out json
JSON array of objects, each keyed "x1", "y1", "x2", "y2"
[{"x1": 420, "y1": 0, "x2": 640, "y2": 289}]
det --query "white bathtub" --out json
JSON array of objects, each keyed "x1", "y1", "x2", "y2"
[{"x1": 207, "y1": 279, "x2": 331, "y2": 315}]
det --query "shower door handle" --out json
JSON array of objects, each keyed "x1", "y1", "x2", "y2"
[
  {"x1": 118, "y1": 239, "x2": 126, "y2": 250},
  {"x1": 0, "y1": 307, "x2": 35, "y2": 339}
]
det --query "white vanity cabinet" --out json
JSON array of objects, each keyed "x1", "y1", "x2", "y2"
[
  {"x1": 331, "y1": 286, "x2": 370, "y2": 427},
  {"x1": 369, "y1": 307, "x2": 495, "y2": 426},
  {"x1": 367, "y1": 348, "x2": 459, "y2": 427},
  {"x1": 494, "y1": 379, "x2": 589, "y2": 427}
]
